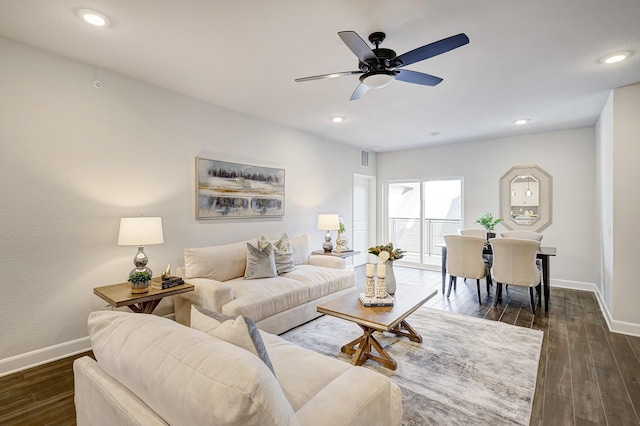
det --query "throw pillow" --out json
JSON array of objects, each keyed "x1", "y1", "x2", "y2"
[
  {"x1": 190, "y1": 306, "x2": 275, "y2": 376},
  {"x1": 290, "y1": 234, "x2": 311, "y2": 265},
  {"x1": 244, "y1": 242, "x2": 277, "y2": 279},
  {"x1": 259, "y1": 233, "x2": 295, "y2": 274}
]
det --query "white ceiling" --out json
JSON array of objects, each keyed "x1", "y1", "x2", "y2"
[{"x1": 1, "y1": 0, "x2": 639, "y2": 152}]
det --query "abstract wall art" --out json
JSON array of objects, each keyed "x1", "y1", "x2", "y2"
[{"x1": 196, "y1": 157, "x2": 285, "y2": 219}]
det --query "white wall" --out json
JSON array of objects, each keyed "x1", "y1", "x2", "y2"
[
  {"x1": 377, "y1": 128, "x2": 596, "y2": 286},
  {"x1": 0, "y1": 38, "x2": 374, "y2": 370},
  {"x1": 611, "y1": 84, "x2": 640, "y2": 326},
  {"x1": 595, "y1": 93, "x2": 614, "y2": 309},
  {"x1": 595, "y1": 83, "x2": 640, "y2": 332}
]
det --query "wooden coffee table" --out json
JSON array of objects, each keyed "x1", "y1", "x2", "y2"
[{"x1": 316, "y1": 284, "x2": 437, "y2": 370}]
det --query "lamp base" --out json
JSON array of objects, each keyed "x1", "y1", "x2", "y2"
[
  {"x1": 322, "y1": 231, "x2": 333, "y2": 253},
  {"x1": 130, "y1": 246, "x2": 152, "y2": 278}
]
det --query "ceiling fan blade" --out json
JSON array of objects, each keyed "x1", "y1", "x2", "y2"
[
  {"x1": 338, "y1": 31, "x2": 379, "y2": 64},
  {"x1": 395, "y1": 69, "x2": 443, "y2": 86},
  {"x1": 295, "y1": 71, "x2": 362, "y2": 82},
  {"x1": 395, "y1": 33, "x2": 469, "y2": 67},
  {"x1": 350, "y1": 83, "x2": 370, "y2": 100}
]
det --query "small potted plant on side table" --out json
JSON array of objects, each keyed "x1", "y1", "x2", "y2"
[
  {"x1": 475, "y1": 212, "x2": 503, "y2": 240},
  {"x1": 128, "y1": 271, "x2": 152, "y2": 294}
]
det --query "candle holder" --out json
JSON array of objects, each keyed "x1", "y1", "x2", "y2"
[
  {"x1": 365, "y1": 276, "x2": 376, "y2": 298},
  {"x1": 376, "y1": 277, "x2": 387, "y2": 299}
]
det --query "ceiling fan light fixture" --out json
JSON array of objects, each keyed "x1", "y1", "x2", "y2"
[{"x1": 360, "y1": 71, "x2": 395, "y2": 89}]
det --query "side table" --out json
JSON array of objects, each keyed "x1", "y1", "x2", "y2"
[
  {"x1": 94, "y1": 280, "x2": 194, "y2": 314},
  {"x1": 312, "y1": 250, "x2": 361, "y2": 259}
]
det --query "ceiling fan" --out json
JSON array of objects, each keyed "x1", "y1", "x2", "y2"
[{"x1": 295, "y1": 31, "x2": 469, "y2": 100}]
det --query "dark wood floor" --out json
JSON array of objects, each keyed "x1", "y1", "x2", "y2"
[{"x1": 1, "y1": 266, "x2": 639, "y2": 425}]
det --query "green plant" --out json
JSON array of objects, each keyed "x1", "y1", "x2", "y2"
[
  {"x1": 128, "y1": 271, "x2": 152, "y2": 283},
  {"x1": 338, "y1": 222, "x2": 346, "y2": 234},
  {"x1": 475, "y1": 212, "x2": 503, "y2": 232},
  {"x1": 368, "y1": 242, "x2": 405, "y2": 261}
]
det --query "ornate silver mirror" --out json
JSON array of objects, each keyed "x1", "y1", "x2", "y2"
[{"x1": 499, "y1": 165, "x2": 552, "y2": 232}]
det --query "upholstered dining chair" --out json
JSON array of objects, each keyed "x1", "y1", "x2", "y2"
[
  {"x1": 460, "y1": 228, "x2": 493, "y2": 268},
  {"x1": 444, "y1": 235, "x2": 492, "y2": 304},
  {"x1": 490, "y1": 238, "x2": 542, "y2": 314},
  {"x1": 501, "y1": 230, "x2": 543, "y2": 241},
  {"x1": 460, "y1": 229, "x2": 487, "y2": 238}
]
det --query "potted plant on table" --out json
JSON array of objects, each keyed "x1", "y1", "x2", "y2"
[
  {"x1": 128, "y1": 271, "x2": 152, "y2": 294},
  {"x1": 475, "y1": 212, "x2": 503, "y2": 240},
  {"x1": 368, "y1": 243, "x2": 405, "y2": 294},
  {"x1": 335, "y1": 221, "x2": 349, "y2": 252}
]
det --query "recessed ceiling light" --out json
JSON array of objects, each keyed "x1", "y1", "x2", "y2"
[
  {"x1": 600, "y1": 51, "x2": 631, "y2": 64},
  {"x1": 428, "y1": 132, "x2": 440, "y2": 137},
  {"x1": 514, "y1": 119, "x2": 529, "y2": 125},
  {"x1": 77, "y1": 9, "x2": 110, "y2": 26},
  {"x1": 331, "y1": 116, "x2": 344, "y2": 123}
]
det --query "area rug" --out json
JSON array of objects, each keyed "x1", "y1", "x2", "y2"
[{"x1": 280, "y1": 307, "x2": 543, "y2": 425}]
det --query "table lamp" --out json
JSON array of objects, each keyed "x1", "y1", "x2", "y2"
[
  {"x1": 118, "y1": 216, "x2": 164, "y2": 277},
  {"x1": 317, "y1": 214, "x2": 340, "y2": 253}
]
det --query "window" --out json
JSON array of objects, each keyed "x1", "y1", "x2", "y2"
[{"x1": 387, "y1": 179, "x2": 461, "y2": 267}]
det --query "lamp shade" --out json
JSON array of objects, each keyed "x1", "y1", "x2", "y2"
[
  {"x1": 317, "y1": 214, "x2": 340, "y2": 231},
  {"x1": 118, "y1": 217, "x2": 164, "y2": 246}
]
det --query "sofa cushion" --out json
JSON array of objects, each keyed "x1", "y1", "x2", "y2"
[
  {"x1": 259, "y1": 234, "x2": 295, "y2": 274},
  {"x1": 244, "y1": 242, "x2": 278, "y2": 279},
  {"x1": 259, "y1": 331, "x2": 352, "y2": 412},
  {"x1": 88, "y1": 311, "x2": 298, "y2": 426},
  {"x1": 191, "y1": 305, "x2": 275, "y2": 375},
  {"x1": 282, "y1": 265, "x2": 356, "y2": 300},
  {"x1": 220, "y1": 276, "x2": 312, "y2": 322},
  {"x1": 290, "y1": 234, "x2": 311, "y2": 266},
  {"x1": 184, "y1": 239, "x2": 256, "y2": 281}
]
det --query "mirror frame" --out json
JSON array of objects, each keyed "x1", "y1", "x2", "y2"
[{"x1": 499, "y1": 165, "x2": 553, "y2": 232}]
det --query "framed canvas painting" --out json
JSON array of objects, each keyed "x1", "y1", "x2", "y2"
[{"x1": 196, "y1": 157, "x2": 285, "y2": 219}]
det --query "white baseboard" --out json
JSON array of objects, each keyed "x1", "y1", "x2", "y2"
[
  {"x1": 550, "y1": 278, "x2": 598, "y2": 292},
  {"x1": 551, "y1": 279, "x2": 640, "y2": 337},
  {"x1": 0, "y1": 312, "x2": 177, "y2": 377},
  {"x1": 0, "y1": 336, "x2": 91, "y2": 378}
]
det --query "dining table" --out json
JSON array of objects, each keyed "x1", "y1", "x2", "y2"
[{"x1": 439, "y1": 242, "x2": 557, "y2": 311}]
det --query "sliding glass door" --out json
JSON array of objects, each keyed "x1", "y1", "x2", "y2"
[{"x1": 387, "y1": 178, "x2": 462, "y2": 267}]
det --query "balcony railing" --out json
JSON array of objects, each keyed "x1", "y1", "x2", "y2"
[{"x1": 388, "y1": 217, "x2": 461, "y2": 263}]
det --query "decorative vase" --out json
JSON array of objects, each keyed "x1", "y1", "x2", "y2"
[
  {"x1": 130, "y1": 280, "x2": 149, "y2": 294},
  {"x1": 385, "y1": 260, "x2": 396, "y2": 295}
]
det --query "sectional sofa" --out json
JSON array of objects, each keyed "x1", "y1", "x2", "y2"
[
  {"x1": 75, "y1": 310, "x2": 402, "y2": 425},
  {"x1": 173, "y1": 234, "x2": 357, "y2": 334}
]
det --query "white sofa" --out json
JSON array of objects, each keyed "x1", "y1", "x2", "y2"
[
  {"x1": 173, "y1": 234, "x2": 357, "y2": 334},
  {"x1": 75, "y1": 311, "x2": 403, "y2": 426}
]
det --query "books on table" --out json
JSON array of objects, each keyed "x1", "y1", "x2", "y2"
[
  {"x1": 151, "y1": 277, "x2": 184, "y2": 290},
  {"x1": 359, "y1": 293, "x2": 394, "y2": 307}
]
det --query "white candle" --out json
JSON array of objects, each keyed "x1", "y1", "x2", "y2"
[
  {"x1": 365, "y1": 263, "x2": 375, "y2": 277},
  {"x1": 377, "y1": 263, "x2": 386, "y2": 278}
]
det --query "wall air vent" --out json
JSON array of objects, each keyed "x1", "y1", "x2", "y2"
[{"x1": 360, "y1": 150, "x2": 370, "y2": 168}]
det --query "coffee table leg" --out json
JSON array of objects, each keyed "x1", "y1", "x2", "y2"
[
  {"x1": 341, "y1": 326, "x2": 398, "y2": 370},
  {"x1": 390, "y1": 320, "x2": 422, "y2": 343}
]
